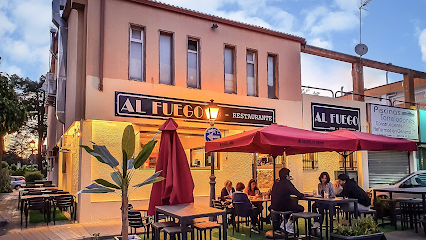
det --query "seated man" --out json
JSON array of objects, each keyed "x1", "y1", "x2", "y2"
[
  {"x1": 270, "y1": 168, "x2": 304, "y2": 234},
  {"x1": 337, "y1": 174, "x2": 370, "y2": 212},
  {"x1": 232, "y1": 182, "x2": 260, "y2": 233}
]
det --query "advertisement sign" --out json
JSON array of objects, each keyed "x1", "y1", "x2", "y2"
[
  {"x1": 369, "y1": 104, "x2": 418, "y2": 140},
  {"x1": 115, "y1": 92, "x2": 275, "y2": 126},
  {"x1": 420, "y1": 110, "x2": 426, "y2": 143},
  {"x1": 311, "y1": 103, "x2": 361, "y2": 132}
]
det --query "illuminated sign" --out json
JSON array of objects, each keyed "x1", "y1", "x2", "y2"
[{"x1": 115, "y1": 92, "x2": 275, "y2": 126}]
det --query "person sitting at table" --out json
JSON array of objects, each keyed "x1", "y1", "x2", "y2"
[
  {"x1": 270, "y1": 168, "x2": 304, "y2": 234},
  {"x1": 244, "y1": 179, "x2": 264, "y2": 212},
  {"x1": 233, "y1": 182, "x2": 260, "y2": 233},
  {"x1": 312, "y1": 172, "x2": 335, "y2": 229},
  {"x1": 220, "y1": 180, "x2": 235, "y2": 201},
  {"x1": 337, "y1": 174, "x2": 370, "y2": 212}
]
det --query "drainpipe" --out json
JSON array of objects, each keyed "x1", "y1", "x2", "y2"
[{"x1": 52, "y1": 0, "x2": 67, "y2": 124}]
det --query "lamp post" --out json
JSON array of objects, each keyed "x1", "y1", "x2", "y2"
[
  {"x1": 205, "y1": 99, "x2": 220, "y2": 207},
  {"x1": 29, "y1": 140, "x2": 35, "y2": 164}
]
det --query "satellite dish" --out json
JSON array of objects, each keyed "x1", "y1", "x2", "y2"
[{"x1": 355, "y1": 43, "x2": 368, "y2": 56}]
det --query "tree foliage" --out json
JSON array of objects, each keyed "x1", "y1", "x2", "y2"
[{"x1": 0, "y1": 74, "x2": 28, "y2": 172}]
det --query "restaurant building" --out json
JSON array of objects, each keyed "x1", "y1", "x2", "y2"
[{"x1": 47, "y1": 0, "x2": 311, "y2": 222}]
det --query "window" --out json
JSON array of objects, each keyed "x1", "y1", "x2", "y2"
[
  {"x1": 187, "y1": 38, "x2": 200, "y2": 88},
  {"x1": 401, "y1": 173, "x2": 426, "y2": 188},
  {"x1": 267, "y1": 55, "x2": 277, "y2": 99},
  {"x1": 189, "y1": 147, "x2": 219, "y2": 169},
  {"x1": 159, "y1": 32, "x2": 173, "y2": 85},
  {"x1": 303, "y1": 153, "x2": 318, "y2": 170},
  {"x1": 129, "y1": 27, "x2": 144, "y2": 81},
  {"x1": 339, "y1": 152, "x2": 357, "y2": 170},
  {"x1": 247, "y1": 51, "x2": 257, "y2": 96},
  {"x1": 224, "y1": 46, "x2": 236, "y2": 93}
]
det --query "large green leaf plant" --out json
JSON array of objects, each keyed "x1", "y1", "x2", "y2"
[{"x1": 78, "y1": 125, "x2": 164, "y2": 240}]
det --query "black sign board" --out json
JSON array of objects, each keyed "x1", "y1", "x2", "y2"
[
  {"x1": 115, "y1": 92, "x2": 275, "y2": 126},
  {"x1": 311, "y1": 103, "x2": 360, "y2": 132}
]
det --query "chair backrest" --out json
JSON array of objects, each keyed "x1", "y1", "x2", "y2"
[
  {"x1": 55, "y1": 195, "x2": 74, "y2": 208},
  {"x1": 28, "y1": 197, "x2": 46, "y2": 211},
  {"x1": 43, "y1": 181, "x2": 53, "y2": 187},
  {"x1": 212, "y1": 200, "x2": 224, "y2": 210},
  {"x1": 27, "y1": 190, "x2": 42, "y2": 195},
  {"x1": 128, "y1": 211, "x2": 143, "y2": 227},
  {"x1": 26, "y1": 183, "x2": 36, "y2": 188},
  {"x1": 233, "y1": 202, "x2": 251, "y2": 217}
]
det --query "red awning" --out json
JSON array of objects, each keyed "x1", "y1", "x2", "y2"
[
  {"x1": 327, "y1": 129, "x2": 418, "y2": 151},
  {"x1": 148, "y1": 119, "x2": 195, "y2": 216},
  {"x1": 205, "y1": 124, "x2": 358, "y2": 157}
]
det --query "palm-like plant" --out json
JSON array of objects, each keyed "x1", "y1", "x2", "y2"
[{"x1": 78, "y1": 125, "x2": 164, "y2": 240}]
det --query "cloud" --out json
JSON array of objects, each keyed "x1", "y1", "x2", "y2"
[
  {"x1": 420, "y1": 28, "x2": 426, "y2": 64},
  {"x1": 309, "y1": 37, "x2": 333, "y2": 49},
  {"x1": 0, "y1": 0, "x2": 51, "y2": 80}
]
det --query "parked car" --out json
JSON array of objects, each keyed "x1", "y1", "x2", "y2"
[
  {"x1": 10, "y1": 176, "x2": 25, "y2": 189},
  {"x1": 367, "y1": 170, "x2": 426, "y2": 203}
]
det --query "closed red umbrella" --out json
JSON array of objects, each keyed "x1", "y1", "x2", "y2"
[
  {"x1": 148, "y1": 119, "x2": 194, "y2": 216},
  {"x1": 205, "y1": 124, "x2": 358, "y2": 157},
  {"x1": 327, "y1": 129, "x2": 418, "y2": 151}
]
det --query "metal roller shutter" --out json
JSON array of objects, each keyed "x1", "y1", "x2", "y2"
[{"x1": 368, "y1": 151, "x2": 410, "y2": 188}]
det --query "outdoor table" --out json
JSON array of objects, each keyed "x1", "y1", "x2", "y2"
[
  {"x1": 249, "y1": 196, "x2": 271, "y2": 230},
  {"x1": 373, "y1": 188, "x2": 426, "y2": 214},
  {"x1": 17, "y1": 187, "x2": 59, "y2": 209},
  {"x1": 155, "y1": 203, "x2": 227, "y2": 240},
  {"x1": 21, "y1": 184, "x2": 44, "y2": 188},
  {"x1": 302, "y1": 197, "x2": 359, "y2": 240}
]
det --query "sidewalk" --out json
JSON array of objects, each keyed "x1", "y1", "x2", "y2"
[{"x1": 0, "y1": 221, "x2": 122, "y2": 240}]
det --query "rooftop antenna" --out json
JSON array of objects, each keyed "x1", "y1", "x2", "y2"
[{"x1": 355, "y1": 0, "x2": 372, "y2": 58}]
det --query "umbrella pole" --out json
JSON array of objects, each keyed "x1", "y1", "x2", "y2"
[
  {"x1": 344, "y1": 152, "x2": 347, "y2": 175},
  {"x1": 209, "y1": 152, "x2": 216, "y2": 207},
  {"x1": 273, "y1": 156, "x2": 276, "y2": 181}
]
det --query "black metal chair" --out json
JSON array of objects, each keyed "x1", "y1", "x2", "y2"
[
  {"x1": 292, "y1": 212, "x2": 322, "y2": 239},
  {"x1": 233, "y1": 202, "x2": 255, "y2": 237},
  {"x1": 270, "y1": 210, "x2": 293, "y2": 240},
  {"x1": 23, "y1": 197, "x2": 48, "y2": 228},
  {"x1": 128, "y1": 211, "x2": 150, "y2": 239},
  {"x1": 52, "y1": 194, "x2": 75, "y2": 224},
  {"x1": 152, "y1": 221, "x2": 179, "y2": 240},
  {"x1": 400, "y1": 199, "x2": 423, "y2": 233},
  {"x1": 163, "y1": 226, "x2": 194, "y2": 240}
]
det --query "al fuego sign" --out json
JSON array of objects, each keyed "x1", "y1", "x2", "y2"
[
  {"x1": 115, "y1": 92, "x2": 275, "y2": 126},
  {"x1": 311, "y1": 103, "x2": 361, "y2": 132},
  {"x1": 369, "y1": 104, "x2": 418, "y2": 140}
]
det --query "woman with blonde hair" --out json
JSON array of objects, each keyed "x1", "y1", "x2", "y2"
[{"x1": 220, "y1": 180, "x2": 235, "y2": 201}]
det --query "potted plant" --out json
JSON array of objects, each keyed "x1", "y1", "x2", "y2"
[
  {"x1": 331, "y1": 215, "x2": 386, "y2": 240},
  {"x1": 78, "y1": 125, "x2": 164, "y2": 240}
]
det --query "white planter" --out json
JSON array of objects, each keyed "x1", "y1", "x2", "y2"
[{"x1": 114, "y1": 235, "x2": 142, "y2": 240}]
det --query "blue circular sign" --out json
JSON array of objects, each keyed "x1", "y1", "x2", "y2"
[{"x1": 204, "y1": 127, "x2": 222, "y2": 142}]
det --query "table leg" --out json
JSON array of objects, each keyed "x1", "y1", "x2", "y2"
[
  {"x1": 308, "y1": 200, "x2": 312, "y2": 212},
  {"x1": 329, "y1": 204, "x2": 335, "y2": 240},
  {"x1": 422, "y1": 194, "x2": 426, "y2": 214},
  {"x1": 354, "y1": 201, "x2": 359, "y2": 218},
  {"x1": 180, "y1": 218, "x2": 188, "y2": 240},
  {"x1": 389, "y1": 192, "x2": 393, "y2": 199},
  {"x1": 222, "y1": 212, "x2": 227, "y2": 240},
  {"x1": 20, "y1": 200, "x2": 24, "y2": 226}
]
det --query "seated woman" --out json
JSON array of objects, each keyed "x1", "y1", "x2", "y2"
[
  {"x1": 220, "y1": 180, "x2": 235, "y2": 201},
  {"x1": 312, "y1": 172, "x2": 336, "y2": 228},
  {"x1": 244, "y1": 179, "x2": 264, "y2": 212},
  {"x1": 233, "y1": 182, "x2": 259, "y2": 233}
]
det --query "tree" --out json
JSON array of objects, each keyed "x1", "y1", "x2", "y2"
[
  {"x1": 9, "y1": 74, "x2": 47, "y2": 170},
  {"x1": 0, "y1": 74, "x2": 27, "y2": 172},
  {"x1": 79, "y1": 125, "x2": 164, "y2": 240}
]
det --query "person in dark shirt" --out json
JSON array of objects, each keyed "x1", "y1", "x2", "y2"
[
  {"x1": 220, "y1": 180, "x2": 235, "y2": 201},
  {"x1": 232, "y1": 182, "x2": 260, "y2": 233},
  {"x1": 270, "y1": 168, "x2": 304, "y2": 234},
  {"x1": 337, "y1": 174, "x2": 370, "y2": 211}
]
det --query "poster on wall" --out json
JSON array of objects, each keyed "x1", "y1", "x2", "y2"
[
  {"x1": 311, "y1": 103, "x2": 361, "y2": 132},
  {"x1": 369, "y1": 104, "x2": 418, "y2": 140},
  {"x1": 419, "y1": 110, "x2": 426, "y2": 143}
]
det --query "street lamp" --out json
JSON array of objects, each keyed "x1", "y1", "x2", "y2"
[
  {"x1": 29, "y1": 140, "x2": 35, "y2": 154},
  {"x1": 205, "y1": 99, "x2": 220, "y2": 126}
]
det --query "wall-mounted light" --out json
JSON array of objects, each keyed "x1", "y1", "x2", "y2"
[
  {"x1": 205, "y1": 99, "x2": 220, "y2": 125},
  {"x1": 211, "y1": 23, "x2": 218, "y2": 29}
]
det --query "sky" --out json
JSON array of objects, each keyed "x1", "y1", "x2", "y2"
[{"x1": 0, "y1": 0, "x2": 425, "y2": 95}]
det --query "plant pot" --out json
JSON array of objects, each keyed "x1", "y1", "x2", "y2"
[
  {"x1": 114, "y1": 235, "x2": 141, "y2": 240},
  {"x1": 330, "y1": 233, "x2": 385, "y2": 240}
]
